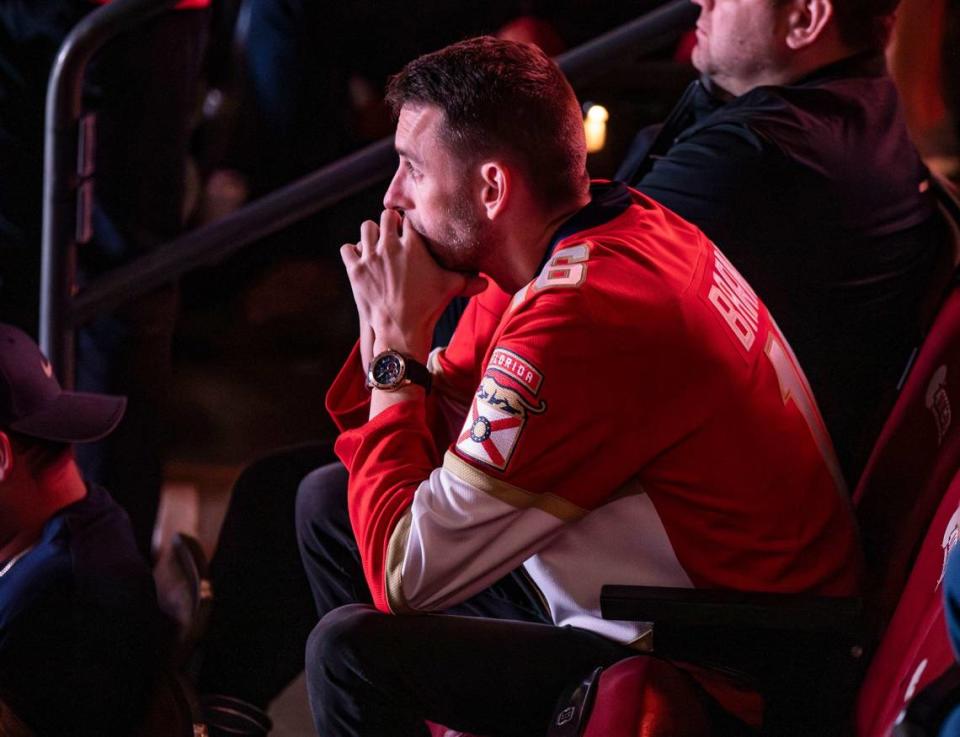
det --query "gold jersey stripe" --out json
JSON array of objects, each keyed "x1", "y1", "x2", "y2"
[
  {"x1": 443, "y1": 451, "x2": 588, "y2": 522},
  {"x1": 385, "y1": 509, "x2": 417, "y2": 614}
]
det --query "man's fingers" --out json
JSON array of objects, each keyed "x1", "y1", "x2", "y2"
[
  {"x1": 399, "y1": 213, "x2": 428, "y2": 253},
  {"x1": 340, "y1": 242, "x2": 361, "y2": 267},
  {"x1": 360, "y1": 220, "x2": 380, "y2": 251},
  {"x1": 380, "y1": 209, "x2": 402, "y2": 244}
]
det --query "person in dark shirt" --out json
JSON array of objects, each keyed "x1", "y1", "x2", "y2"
[
  {"x1": 0, "y1": 323, "x2": 161, "y2": 736},
  {"x1": 618, "y1": 0, "x2": 948, "y2": 486}
]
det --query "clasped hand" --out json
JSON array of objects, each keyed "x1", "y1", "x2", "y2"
[{"x1": 340, "y1": 209, "x2": 487, "y2": 366}]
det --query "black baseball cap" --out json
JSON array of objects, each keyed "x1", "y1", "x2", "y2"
[{"x1": 0, "y1": 323, "x2": 126, "y2": 443}]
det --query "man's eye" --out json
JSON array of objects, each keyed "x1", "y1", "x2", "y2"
[{"x1": 405, "y1": 161, "x2": 422, "y2": 180}]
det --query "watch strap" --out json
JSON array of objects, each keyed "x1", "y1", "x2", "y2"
[{"x1": 402, "y1": 355, "x2": 432, "y2": 392}]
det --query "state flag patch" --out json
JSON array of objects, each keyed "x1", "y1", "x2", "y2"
[
  {"x1": 456, "y1": 394, "x2": 525, "y2": 471},
  {"x1": 455, "y1": 361, "x2": 546, "y2": 472}
]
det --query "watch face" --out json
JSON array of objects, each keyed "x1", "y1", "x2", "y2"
[{"x1": 373, "y1": 353, "x2": 404, "y2": 386}]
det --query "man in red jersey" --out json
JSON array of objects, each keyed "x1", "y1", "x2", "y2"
[{"x1": 300, "y1": 36, "x2": 861, "y2": 737}]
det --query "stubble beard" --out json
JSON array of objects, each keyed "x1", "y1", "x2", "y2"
[{"x1": 418, "y1": 195, "x2": 489, "y2": 275}]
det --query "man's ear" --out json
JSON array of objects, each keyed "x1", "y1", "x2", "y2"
[
  {"x1": 0, "y1": 432, "x2": 11, "y2": 483},
  {"x1": 478, "y1": 161, "x2": 510, "y2": 221},
  {"x1": 785, "y1": 0, "x2": 833, "y2": 50}
]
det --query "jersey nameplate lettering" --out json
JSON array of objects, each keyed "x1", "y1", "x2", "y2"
[{"x1": 707, "y1": 247, "x2": 760, "y2": 351}]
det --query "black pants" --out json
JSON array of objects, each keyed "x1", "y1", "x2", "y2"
[{"x1": 295, "y1": 462, "x2": 636, "y2": 737}]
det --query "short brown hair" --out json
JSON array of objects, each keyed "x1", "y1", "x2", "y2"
[{"x1": 385, "y1": 36, "x2": 589, "y2": 206}]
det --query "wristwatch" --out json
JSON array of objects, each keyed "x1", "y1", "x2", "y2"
[{"x1": 366, "y1": 350, "x2": 432, "y2": 392}]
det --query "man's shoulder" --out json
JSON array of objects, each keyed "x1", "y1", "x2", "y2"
[
  {"x1": 58, "y1": 486, "x2": 156, "y2": 605},
  {"x1": 690, "y1": 62, "x2": 902, "y2": 151},
  {"x1": 0, "y1": 488, "x2": 151, "y2": 630},
  {"x1": 576, "y1": 196, "x2": 711, "y2": 285},
  {"x1": 508, "y1": 202, "x2": 714, "y2": 333}
]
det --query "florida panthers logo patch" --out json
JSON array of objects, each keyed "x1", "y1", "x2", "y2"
[{"x1": 455, "y1": 349, "x2": 546, "y2": 472}]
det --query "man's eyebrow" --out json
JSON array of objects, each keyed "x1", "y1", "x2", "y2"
[{"x1": 396, "y1": 147, "x2": 423, "y2": 166}]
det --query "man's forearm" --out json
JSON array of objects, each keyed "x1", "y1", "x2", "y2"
[{"x1": 370, "y1": 384, "x2": 426, "y2": 419}]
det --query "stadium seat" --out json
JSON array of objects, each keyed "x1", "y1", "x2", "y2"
[
  {"x1": 855, "y1": 471, "x2": 960, "y2": 737},
  {"x1": 576, "y1": 658, "x2": 714, "y2": 737},
  {"x1": 854, "y1": 270, "x2": 960, "y2": 640},
  {"x1": 427, "y1": 657, "x2": 716, "y2": 737}
]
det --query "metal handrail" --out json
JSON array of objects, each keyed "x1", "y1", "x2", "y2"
[
  {"x1": 70, "y1": 137, "x2": 398, "y2": 326},
  {"x1": 41, "y1": 0, "x2": 698, "y2": 380},
  {"x1": 40, "y1": 0, "x2": 181, "y2": 384}
]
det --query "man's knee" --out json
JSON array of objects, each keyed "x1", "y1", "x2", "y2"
[
  {"x1": 295, "y1": 461, "x2": 349, "y2": 547},
  {"x1": 305, "y1": 604, "x2": 385, "y2": 685}
]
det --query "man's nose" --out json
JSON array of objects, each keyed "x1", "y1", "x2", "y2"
[{"x1": 383, "y1": 166, "x2": 408, "y2": 211}]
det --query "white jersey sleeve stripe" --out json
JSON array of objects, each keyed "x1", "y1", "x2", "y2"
[
  {"x1": 443, "y1": 451, "x2": 587, "y2": 522},
  {"x1": 386, "y1": 465, "x2": 567, "y2": 613}
]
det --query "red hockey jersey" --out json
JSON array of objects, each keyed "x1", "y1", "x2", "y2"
[{"x1": 329, "y1": 184, "x2": 862, "y2": 649}]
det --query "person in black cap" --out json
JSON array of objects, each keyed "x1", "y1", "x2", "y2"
[{"x1": 0, "y1": 323, "x2": 162, "y2": 736}]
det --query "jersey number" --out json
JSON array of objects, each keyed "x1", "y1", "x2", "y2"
[
  {"x1": 764, "y1": 329, "x2": 847, "y2": 493},
  {"x1": 534, "y1": 244, "x2": 589, "y2": 291}
]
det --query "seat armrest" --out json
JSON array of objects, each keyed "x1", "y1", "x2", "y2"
[
  {"x1": 601, "y1": 585, "x2": 866, "y2": 735},
  {"x1": 600, "y1": 585, "x2": 862, "y2": 636}
]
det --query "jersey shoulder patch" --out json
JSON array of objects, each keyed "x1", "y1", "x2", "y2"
[{"x1": 455, "y1": 348, "x2": 547, "y2": 472}]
